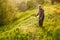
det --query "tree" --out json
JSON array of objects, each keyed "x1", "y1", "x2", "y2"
[
  {"x1": 27, "y1": 0, "x2": 37, "y2": 9},
  {"x1": 51, "y1": 0, "x2": 55, "y2": 4},
  {"x1": 18, "y1": 2, "x2": 27, "y2": 11},
  {"x1": 51, "y1": 0, "x2": 60, "y2": 4},
  {"x1": 36, "y1": 0, "x2": 44, "y2": 4},
  {"x1": 0, "y1": 0, "x2": 17, "y2": 25},
  {"x1": 55, "y1": 0, "x2": 60, "y2": 3}
]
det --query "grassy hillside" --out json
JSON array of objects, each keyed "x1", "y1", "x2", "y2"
[{"x1": 0, "y1": 4, "x2": 60, "y2": 40}]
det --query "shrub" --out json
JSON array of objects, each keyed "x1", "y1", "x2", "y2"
[{"x1": 0, "y1": 0, "x2": 17, "y2": 25}]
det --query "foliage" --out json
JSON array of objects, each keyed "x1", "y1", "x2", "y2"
[
  {"x1": 0, "y1": 0, "x2": 17, "y2": 25},
  {"x1": 0, "y1": 4, "x2": 60, "y2": 40},
  {"x1": 18, "y1": 2, "x2": 27, "y2": 11},
  {"x1": 36, "y1": 0, "x2": 44, "y2": 4},
  {"x1": 27, "y1": 0, "x2": 37, "y2": 9}
]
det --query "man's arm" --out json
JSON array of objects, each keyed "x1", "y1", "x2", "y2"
[{"x1": 35, "y1": 13, "x2": 39, "y2": 17}]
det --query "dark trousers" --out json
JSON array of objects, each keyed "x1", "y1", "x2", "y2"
[{"x1": 39, "y1": 17, "x2": 44, "y2": 27}]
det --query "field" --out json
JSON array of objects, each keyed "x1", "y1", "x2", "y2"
[{"x1": 0, "y1": 4, "x2": 60, "y2": 40}]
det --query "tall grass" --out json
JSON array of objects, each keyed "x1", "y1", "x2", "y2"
[{"x1": 0, "y1": 5, "x2": 60, "y2": 40}]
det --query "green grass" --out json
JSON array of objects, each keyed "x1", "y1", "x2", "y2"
[{"x1": 0, "y1": 4, "x2": 60, "y2": 40}]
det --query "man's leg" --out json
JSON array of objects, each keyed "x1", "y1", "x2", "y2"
[
  {"x1": 39, "y1": 17, "x2": 44, "y2": 27},
  {"x1": 39, "y1": 20, "x2": 43, "y2": 27}
]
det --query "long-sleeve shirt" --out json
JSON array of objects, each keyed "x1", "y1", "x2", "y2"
[{"x1": 37, "y1": 8, "x2": 44, "y2": 20}]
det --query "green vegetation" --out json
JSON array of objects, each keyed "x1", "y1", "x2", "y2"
[
  {"x1": 0, "y1": 0, "x2": 18, "y2": 25},
  {"x1": 0, "y1": 0, "x2": 60, "y2": 40},
  {"x1": 0, "y1": 4, "x2": 60, "y2": 40}
]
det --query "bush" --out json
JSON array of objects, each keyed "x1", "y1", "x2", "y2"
[
  {"x1": 18, "y1": 0, "x2": 37, "y2": 11},
  {"x1": 18, "y1": 2, "x2": 27, "y2": 11},
  {"x1": 27, "y1": 0, "x2": 37, "y2": 9},
  {"x1": 0, "y1": 0, "x2": 17, "y2": 25}
]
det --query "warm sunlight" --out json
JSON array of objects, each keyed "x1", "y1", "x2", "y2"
[{"x1": 0, "y1": 0, "x2": 60, "y2": 40}]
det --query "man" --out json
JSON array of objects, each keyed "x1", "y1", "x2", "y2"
[{"x1": 36, "y1": 5, "x2": 44, "y2": 27}]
